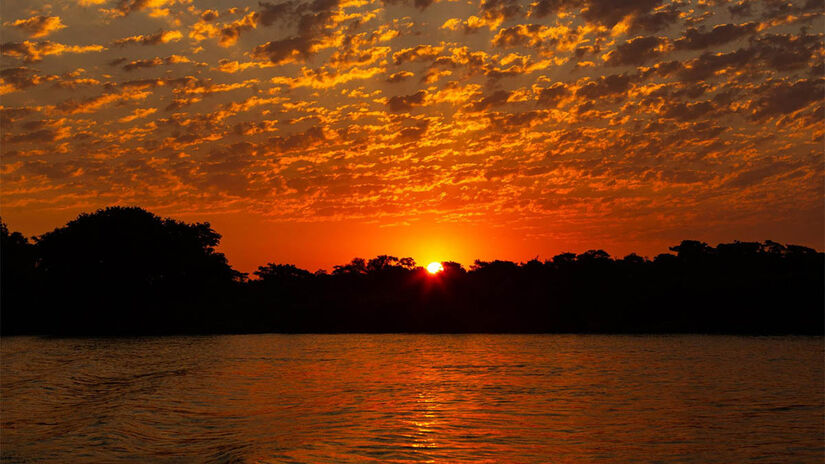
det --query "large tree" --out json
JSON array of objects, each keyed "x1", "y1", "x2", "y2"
[{"x1": 27, "y1": 206, "x2": 243, "y2": 334}]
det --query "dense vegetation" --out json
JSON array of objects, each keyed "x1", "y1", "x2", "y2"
[{"x1": 1, "y1": 207, "x2": 822, "y2": 335}]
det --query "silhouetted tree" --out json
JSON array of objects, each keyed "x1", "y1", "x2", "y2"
[
  {"x1": 332, "y1": 257, "x2": 367, "y2": 275},
  {"x1": 622, "y1": 253, "x2": 647, "y2": 264},
  {"x1": 1, "y1": 221, "x2": 36, "y2": 332},
  {"x1": 255, "y1": 263, "x2": 313, "y2": 281},
  {"x1": 14, "y1": 206, "x2": 244, "y2": 334},
  {"x1": 2, "y1": 207, "x2": 822, "y2": 335}
]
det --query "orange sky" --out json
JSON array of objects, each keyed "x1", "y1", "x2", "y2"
[{"x1": 1, "y1": 0, "x2": 823, "y2": 273}]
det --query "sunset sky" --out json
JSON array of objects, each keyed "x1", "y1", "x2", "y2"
[{"x1": 1, "y1": 0, "x2": 822, "y2": 272}]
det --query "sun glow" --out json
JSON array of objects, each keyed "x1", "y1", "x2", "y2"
[{"x1": 427, "y1": 262, "x2": 443, "y2": 274}]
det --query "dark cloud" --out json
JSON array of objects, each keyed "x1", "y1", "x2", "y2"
[
  {"x1": 472, "y1": 89, "x2": 511, "y2": 111},
  {"x1": 392, "y1": 45, "x2": 442, "y2": 65},
  {"x1": 388, "y1": 91, "x2": 426, "y2": 112},
  {"x1": 20, "y1": 159, "x2": 85, "y2": 180},
  {"x1": 677, "y1": 48, "x2": 754, "y2": 81},
  {"x1": 113, "y1": 30, "x2": 182, "y2": 46},
  {"x1": 487, "y1": 110, "x2": 543, "y2": 129},
  {"x1": 491, "y1": 24, "x2": 545, "y2": 48},
  {"x1": 724, "y1": 160, "x2": 798, "y2": 188},
  {"x1": 750, "y1": 33, "x2": 822, "y2": 71},
  {"x1": 0, "y1": 67, "x2": 43, "y2": 91},
  {"x1": 115, "y1": 0, "x2": 152, "y2": 17},
  {"x1": 395, "y1": 121, "x2": 430, "y2": 141},
  {"x1": 201, "y1": 9, "x2": 220, "y2": 21},
  {"x1": 536, "y1": 82, "x2": 570, "y2": 107},
  {"x1": 480, "y1": 0, "x2": 522, "y2": 23},
  {"x1": 603, "y1": 36, "x2": 668, "y2": 66},
  {"x1": 122, "y1": 57, "x2": 164, "y2": 71},
  {"x1": 386, "y1": 71, "x2": 414, "y2": 83},
  {"x1": 747, "y1": 78, "x2": 824, "y2": 120},
  {"x1": 381, "y1": 0, "x2": 434, "y2": 10},
  {"x1": 660, "y1": 100, "x2": 716, "y2": 121},
  {"x1": 1, "y1": 41, "x2": 47, "y2": 62},
  {"x1": 219, "y1": 13, "x2": 259, "y2": 46},
  {"x1": 4, "y1": 15, "x2": 65, "y2": 38},
  {"x1": 0, "y1": 107, "x2": 33, "y2": 128},
  {"x1": 676, "y1": 32, "x2": 821, "y2": 81},
  {"x1": 258, "y1": 1, "x2": 295, "y2": 25},
  {"x1": 674, "y1": 23, "x2": 758, "y2": 50},
  {"x1": 628, "y1": 4, "x2": 681, "y2": 33},
  {"x1": 728, "y1": 0, "x2": 756, "y2": 17},
  {"x1": 251, "y1": 0, "x2": 339, "y2": 63},
  {"x1": 576, "y1": 73, "x2": 634, "y2": 99},
  {"x1": 529, "y1": 0, "x2": 570, "y2": 18},
  {"x1": 5, "y1": 128, "x2": 59, "y2": 144},
  {"x1": 252, "y1": 36, "x2": 315, "y2": 64},
  {"x1": 581, "y1": 0, "x2": 662, "y2": 28},
  {"x1": 268, "y1": 126, "x2": 326, "y2": 152}
]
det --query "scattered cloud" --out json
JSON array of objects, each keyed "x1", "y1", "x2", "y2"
[
  {"x1": 0, "y1": 0, "x2": 821, "y2": 264},
  {"x1": 4, "y1": 16, "x2": 66, "y2": 38}
]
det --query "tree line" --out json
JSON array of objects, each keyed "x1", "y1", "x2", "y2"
[{"x1": 1, "y1": 206, "x2": 822, "y2": 335}]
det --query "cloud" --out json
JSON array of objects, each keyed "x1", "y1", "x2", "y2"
[
  {"x1": 0, "y1": 67, "x2": 46, "y2": 94},
  {"x1": 747, "y1": 78, "x2": 824, "y2": 120},
  {"x1": 118, "y1": 107, "x2": 158, "y2": 122},
  {"x1": 56, "y1": 90, "x2": 150, "y2": 114},
  {"x1": 219, "y1": 12, "x2": 259, "y2": 46},
  {"x1": 724, "y1": 159, "x2": 798, "y2": 188},
  {"x1": 250, "y1": 0, "x2": 342, "y2": 63},
  {"x1": 628, "y1": 4, "x2": 681, "y2": 33},
  {"x1": 677, "y1": 48, "x2": 754, "y2": 81},
  {"x1": 113, "y1": 30, "x2": 183, "y2": 46},
  {"x1": 480, "y1": 0, "x2": 522, "y2": 26},
  {"x1": 1, "y1": 41, "x2": 104, "y2": 62},
  {"x1": 258, "y1": 1, "x2": 294, "y2": 26},
  {"x1": 252, "y1": 36, "x2": 317, "y2": 64},
  {"x1": 576, "y1": 73, "x2": 634, "y2": 99},
  {"x1": 471, "y1": 89, "x2": 512, "y2": 111},
  {"x1": 110, "y1": 0, "x2": 176, "y2": 17},
  {"x1": 381, "y1": 0, "x2": 437, "y2": 10},
  {"x1": 387, "y1": 91, "x2": 427, "y2": 112},
  {"x1": 386, "y1": 71, "x2": 414, "y2": 83},
  {"x1": 392, "y1": 45, "x2": 443, "y2": 64},
  {"x1": 268, "y1": 125, "x2": 327, "y2": 153},
  {"x1": 121, "y1": 55, "x2": 191, "y2": 71},
  {"x1": 1, "y1": 0, "x2": 822, "y2": 257},
  {"x1": 4, "y1": 16, "x2": 66, "y2": 38},
  {"x1": 674, "y1": 23, "x2": 758, "y2": 50},
  {"x1": 535, "y1": 82, "x2": 570, "y2": 107},
  {"x1": 602, "y1": 36, "x2": 668, "y2": 66},
  {"x1": 581, "y1": 0, "x2": 662, "y2": 28}
]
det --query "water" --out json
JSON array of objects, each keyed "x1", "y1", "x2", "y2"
[{"x1": 1, "y1": 335, "x2": 822, "y2": 463}]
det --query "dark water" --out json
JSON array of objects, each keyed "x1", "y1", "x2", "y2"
[{"x1": 1, "y1": 335, "x2": 823, "y2": 463}]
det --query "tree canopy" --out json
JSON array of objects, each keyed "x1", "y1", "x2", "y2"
[{"x1": 1, "y1": 209, "x2": 822, "y2": 335}]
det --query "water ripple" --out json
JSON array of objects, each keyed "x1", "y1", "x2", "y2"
[{"x1": 2, "y1": 334, "x2": 823, "y2": 463}]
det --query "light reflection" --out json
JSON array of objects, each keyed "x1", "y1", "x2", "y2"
[{"x1": 1, "y1": 335, "x2": 822, "y2": 463}]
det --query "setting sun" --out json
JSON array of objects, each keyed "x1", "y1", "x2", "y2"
[{"x1": 426, "y1": 262, "x2": 444, "y2": 274}]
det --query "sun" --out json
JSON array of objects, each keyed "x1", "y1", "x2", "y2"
[{"x1": 427, "y1": 262, "x2": 444, "y2": 274}]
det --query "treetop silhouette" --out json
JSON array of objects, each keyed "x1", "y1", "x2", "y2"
[{"x1": 2, "y1": 207, "x2": 822, "y2": 335}]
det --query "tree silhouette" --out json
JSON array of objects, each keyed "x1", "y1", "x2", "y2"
[
  {"x1": 1, "y1": 221, "x2": 36, "y2": 332},
  {"x1": 1, "y1": 207, "x2": 822, "y2": 335},
  {"x1": 9, "y1": 207, "x2": 243, "y2": 334},
  {"x1": 255, "y1": 263, "x2": 313, "y2": 281}
]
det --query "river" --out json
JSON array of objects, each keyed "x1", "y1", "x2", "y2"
[{"x1": 2, "y1": 335, "x2": 822, "y2": 463}]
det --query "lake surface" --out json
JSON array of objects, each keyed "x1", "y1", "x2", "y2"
[{"x1": 1, "y1": 335, "x2": 823, "y2": 463}]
